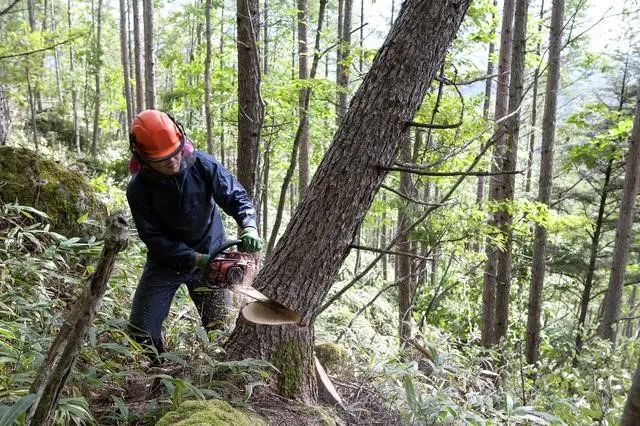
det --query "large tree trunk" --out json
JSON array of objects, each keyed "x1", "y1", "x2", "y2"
[
  {"x1": 598, "y1": 96, "x2": 640, "y2": 342},
  {"x1": 492, "y1": 0, "x2": 528, "y2": 344},
  {"x1": 481, "y1": 0, "x2": 515, "y2": 348},
  {"x1": 525, "y1": 0, "x2": 563, "y2": 366},
  {"x1": 142, "y1": 0, "x2": 156, "y2": 109},
  {"x1": 224, "y1": 0, "x2": 470, "y2": 402},
  {"x1": 236, "y1": 0, "x2": 263, "y2": 201}
]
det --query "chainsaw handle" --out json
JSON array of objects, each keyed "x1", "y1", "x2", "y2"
[{"x1": 209, "y1": 239, "x2": 243, "y2": 258}]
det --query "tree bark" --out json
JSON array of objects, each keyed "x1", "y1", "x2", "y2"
[
  {"x1": 481, "y1": 0, "x2": 515, "y2": 348},
  {"x1": 132, "y1": 0, "x2": 144, "y2": 112},
  {"x1": 225, "y1": 0, "x2": 470, "y2": 402},
  {"x1": 119, "y1": 0, "x2": 134, "y2": 130},
  {"x1": 492, "y1": 0, "x2": 528, "y2": 345},
  {"x1": 237, "y1": 0, "x2": 264, "y2": 201},
  {"x1": 525, "y1": 0, "x2": 563, "y2": 366},
  {"x1": 26, "y1": 214, "x2": 128, "y2": 426},
  {"x1": 142, "y1": 0, "x2": 156, "y2": 109},
  {"x1": 598, "y1": 96, "x2": 640, "y2": 342}
]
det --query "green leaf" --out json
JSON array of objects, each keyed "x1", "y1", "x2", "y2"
[{"x1": 0, "y1": 393, "x2": 37, "y2": 426}]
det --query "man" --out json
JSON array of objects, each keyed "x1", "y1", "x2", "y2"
[{"x1": 126, "y1": 109, "x2": 262, "y2": 360}]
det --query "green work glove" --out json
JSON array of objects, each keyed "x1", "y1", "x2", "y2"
[
  {"x1": 239, "y1": 227, "x2": 263, "y2": 253},
  {"x1": 195, "y1": 253, "x2": 210, "y2": 270}
]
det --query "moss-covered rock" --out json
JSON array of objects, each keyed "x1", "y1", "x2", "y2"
[
  {"x1": 315, "y1": 343, "x2": 348, "y2": 374},
  {"x1": 0, "y1": 146, "x2": 107, "y2": 238},
  {"x1": 155, "y1": 400, "x2": 267, "y2": 426}
]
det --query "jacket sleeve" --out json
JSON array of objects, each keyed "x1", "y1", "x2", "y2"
[
  {"x1": 201, "y1": 153, "x2": 257, "y2": 230},
  {"x1": 127, "y1": 183, "x2": 197, "y2": 269}
]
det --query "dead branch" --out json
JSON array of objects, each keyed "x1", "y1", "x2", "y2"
[{"x1": 26, "y1": 213, "x2": 128, "y2": 426}]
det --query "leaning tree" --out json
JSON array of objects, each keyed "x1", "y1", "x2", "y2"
[{"x1": 224, "y1": 0, "x2": 470, "y2": 402}]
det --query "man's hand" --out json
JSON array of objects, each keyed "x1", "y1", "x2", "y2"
[
  {"x1": 195, "y1": 253, "x2": 210, "y2": 270},
  {"x1": 240, "y1": 227, "x2": 263, "y2": 252}
]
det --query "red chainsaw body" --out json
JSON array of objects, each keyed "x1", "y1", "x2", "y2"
[{"x1": 205, "y1": 251, "x2": 257, "y2": 289}]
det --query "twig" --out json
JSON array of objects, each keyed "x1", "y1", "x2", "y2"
[
  {"x1": 380, "y1": 184, "x2": 442, "y2": 206},
  {"x1": 349, "y1": 244, "x2": 432, "y2": 260}
]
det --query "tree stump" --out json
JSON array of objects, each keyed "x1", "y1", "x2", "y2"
[{"x1": 26, "y1": 213, "x2": 128, "y2": 426}]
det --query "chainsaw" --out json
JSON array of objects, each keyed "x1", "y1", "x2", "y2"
[
  {"x1": 203, "y1": 239, "x2": 257, "y2": 290},
  {"x1": 202, "y1": 240, "x2": 301, "y2": 325}
]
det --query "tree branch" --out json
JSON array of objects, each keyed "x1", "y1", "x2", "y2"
[
  {"x1": 0, "y1": 0, "x2": 20, "y2": 16},
  {"x1": 382, "y1": 165, "x2": 523, "y2": 177},
  {"x1": 349, "y1": 244, "x2": 432, "y2": 260},
  {"x1": 0, "y1": 34, "x2": 84, "y2": 59},
  {"x1": 380, "y1": 184, "x2": 442, "y2": 206}
]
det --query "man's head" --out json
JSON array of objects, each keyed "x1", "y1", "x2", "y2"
[{"x1": 130, "y1": 109, "x2": 185, "y2": 175}]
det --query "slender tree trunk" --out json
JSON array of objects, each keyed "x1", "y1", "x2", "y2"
[
  {"x1": 621, "y1": 355, "x2": 640, "y2": 425},
  {"x1": 142, "y1": 0, "x2": 156, "y2": 109},
  {"x1": 224, "y1": 0, "x2": 469, "y2": 402},
  {"x1": 493, "y1": 0, "x2": 529, "y2": 344},
  {"x1": 481, "y1": 0, "x2": 515, "y2": 348},
  {"x1": 625, "y1": 285, "x2": 637, "y2": 338},
  {"x1": 132, "y1": 0, "x2": 144, "y2": 112},
  {"x1": 0, "y1": 86, "x2": 10, "y2": 145},
  {"x1": 476, "y1": 1, "x2": 496, "y2": 205},
  {"x1": 598, "y1": 96, "x2": 640, "y2": 342},
  {"x1": 91, "y1": 0, "x2": 103, "y2": 157},
  {"x1": 336, "y1": 0, "x2": 352, "y2": 123},
  {"x1": 263, "y1": 0, "x2": 268, "y2": 74},
  {"x1": 68, "y1": 0, "x2": 80, "y2": 153},
  {"x1": 266, "y1": 0, "x2": 328, "y2": 255},
  {"x1": 119, "y1": 0, "x2": 134, "y2": 131},
  {"x1": 237, "y1": 0, "x2": 264, "y2": 201},
  {"x1": 297, "y1": 0, "x2": 310, "y2": 197},
  {"x1": 525, "y1": 0, "x2": 545, "y2": 193},
  {"x1": 574, "y1": 160, "x2": 612, "y2": 357},
  {"x1": 205, "y1": 0, "x2": 214, "y2": 154},
  {"x1": 48, "y1": 0, "x2": 64, "y2": 106},
  {"x1": 26, "y1": 70, "x2": 39, "y2": 151},
  {"x1": 525, "y1": 0, "x2": 563, "y2": 366},
  {"x1": 398, "y1": 134, "x2": 412, "y2": 346}
]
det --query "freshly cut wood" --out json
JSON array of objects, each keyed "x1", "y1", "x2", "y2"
[{"x1": 241, "y1": 300, "x2": 302, "y2": 325}]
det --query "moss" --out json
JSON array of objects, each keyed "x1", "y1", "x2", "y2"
[
  {"x1": 155, "y1": 400, "x2": 267, "y2": 426},
  {"x1": 270, "y1": 340, "x2": 305, "y2": 399},
  {"x1": 36, "y1": 109, "x2": 89, "y2": 151},
  {"x1": 0, "y1": 146, "x2": 106, "y2": 237},
  {"x1": 305, "y1": 405, "x2": 338, "y2": 426},
  {"x1": 315, "y1": 343, "x2": 347, "y2": 373}
]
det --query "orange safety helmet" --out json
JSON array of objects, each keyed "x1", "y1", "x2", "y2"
[{"x1": 130, "y1": 110, "x2": 184, "y2": 161}]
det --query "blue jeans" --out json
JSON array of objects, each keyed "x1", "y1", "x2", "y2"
[{"x1": 128, "y1": 264, "x2": 230, "y2": 358}]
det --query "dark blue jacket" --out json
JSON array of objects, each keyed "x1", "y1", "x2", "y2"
[{"x1": 126, "y1": 151, "x2": 257, "y2": 270}]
